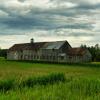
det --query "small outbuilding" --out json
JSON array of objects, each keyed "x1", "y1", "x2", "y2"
[{"x1": 67, "y1": 48, "x2": 92, "y2": 63}]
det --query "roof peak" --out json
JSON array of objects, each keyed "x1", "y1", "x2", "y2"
[{"x1": 14, "y1": 40, "x2": 67, "y2": 45}]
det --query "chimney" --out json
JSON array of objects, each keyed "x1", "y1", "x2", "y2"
[{"x1": 30, "y1": 38, "x2": 34, "y2": 43}]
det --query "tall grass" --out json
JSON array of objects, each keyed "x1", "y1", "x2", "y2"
[
  {"x1": 0, "y1": 73, "x2": 66, "y2": 92},
  {"x1": 0, "y1": 79, "x2": 15, "y2": 92},
  {"x1": 1, "y1": 77, "x2": 100, "y2": 100},
  {"x1": 21, "y1": 73, "x2": 66, "y2": 87},
  {"x1": 69, "y1": 78, "x2": 100, "y2": 96}
]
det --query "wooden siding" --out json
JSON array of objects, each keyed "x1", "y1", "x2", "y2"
[{"x1": 7, "y1": 40, "x2": 92, "y2": 63}]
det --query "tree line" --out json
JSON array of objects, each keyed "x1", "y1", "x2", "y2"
[
  {"x1": 81, "y1": 44, "x2": 100, "y2": 62},
  {"x1": 0, "y1": 49, "x2": 7, "y2": 58}
]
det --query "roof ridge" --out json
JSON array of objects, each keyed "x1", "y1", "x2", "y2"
[{"x1": 13, "y1": 40, "x2": 67, "y2": 45}]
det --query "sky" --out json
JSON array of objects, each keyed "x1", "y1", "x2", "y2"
[{"x1": 0, "y1": 0, "x2": 100, "y2": 49}]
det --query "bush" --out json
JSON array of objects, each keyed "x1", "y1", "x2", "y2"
[
  {"x1": 20, "y1": 73, "x2": 66, "y2": 87},
  {"x1": 0, "y1": 73, "x2": 66, "y2": 92},
  {"x1": 0, "y1": 79, "x2": 15, "y2": 92}
]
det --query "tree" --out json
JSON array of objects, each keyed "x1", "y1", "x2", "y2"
[
  {"x1": 80, "y1": 44, "x2": 100, "y2": 62},
  {"x1": 0, "y1": 49, "x2": 7, "y2": 58}
]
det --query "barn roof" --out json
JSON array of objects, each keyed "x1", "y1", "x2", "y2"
[
  {"x1": 67, "y1": 48, "x2": 87, "y2": 56},
  {"x1": 42, "y1": 41, "x2": 67, "y2": 49},
  {"x1": 8, "y1": 41, "x2": 68, "y2": 51},
  {"x1": 8, "y1": 42, "x2": 46, "y2": 51}
]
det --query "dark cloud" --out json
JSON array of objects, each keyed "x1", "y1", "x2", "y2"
[
  {"x1": 0, "y1": 13, "x2": 93, "y2": 31},
  {"x1": 56, "y1": 23, "x2": 93, "y2": 30},
  {"x1": 50, "y1": 0, "x2": 100, "y2": 4},
  {"x1": 68, "y1": 32, "x2": 94, "y2": 37},
  {"x1": 18, "y1": 0, "x2": 26, "y2": 2},
  {"x1": 0, "y1": 0, "x2": 99, "y2": 48},
  {"x1": 0, "y1": 2, "x2": 95, "y2": 32},
  {"x1": 73, "y1": 3, "x2": 100, "y2": 10}
]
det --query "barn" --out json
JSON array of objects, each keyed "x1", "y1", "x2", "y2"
[{"x1": 7, "y1": 39, "x2": 92, "y2": 63}]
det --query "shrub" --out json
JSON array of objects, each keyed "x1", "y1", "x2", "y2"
[
  {"x1": 20, "y1": 73, "x2": 66, "y2": 87},
  {"x1": 0, "y1": 79, "x2": 15, "y2": 92},
  {"x1": 0, "y1": 73, "x2": 66, "y2": 91}
]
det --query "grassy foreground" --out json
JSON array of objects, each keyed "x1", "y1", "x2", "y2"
[{"x1": 0, "y1": 58, "x2": 100, "y2": 100}]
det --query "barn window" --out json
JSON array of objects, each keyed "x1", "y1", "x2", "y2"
[
  {"x1": 37, "y1": 56, "x2": 39, "y2": 59},
  {"x1": 43, "y1": 56, "x2": 45, "y2": 59},
  {"x1": 46, "y1": 56, "x2": 48, "y2": 60},
  {"x1": 31, "y1": 55, "x2": 33, "y2": 59},
  {"x1": 20, "y1": 50, "x2": 23, "y2": 53},
  {"x1": 52, "y1": 48, "x2": 55, "y2": 52},
  {"x1": 60, "y1": 56, "x2": 64, "y2": 60},
  {"x1": 53, "y1": 56, "x2": 55, "y2": 60},
  {"x1": 49, "y1": 56, "x2": 52, "y2": 59},
  {"x1": 34, "y1": 55, "x2": 36, "y2": 59},
  {"x1": 42, "y1": 55, "x2": 45, "y2": 59},
  {"x1": 69, "y1": 56, "x2": 72, "y2": 59}
]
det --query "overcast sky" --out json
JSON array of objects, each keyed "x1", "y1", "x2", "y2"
[{"x1": 0, "y1": 0, "x2": 100, "y2": 48}]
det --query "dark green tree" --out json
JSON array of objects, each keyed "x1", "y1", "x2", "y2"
[
  {"x1": 0, "y1": 49, "x2": 7, "y2": 58},
  {"x1": 80, "y1": 44, "x2": 100, "y2": 62}
]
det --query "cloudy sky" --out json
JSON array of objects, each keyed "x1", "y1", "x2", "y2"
[{"x1": 0, "y1": 0, "x2": 100, "y2": 48}]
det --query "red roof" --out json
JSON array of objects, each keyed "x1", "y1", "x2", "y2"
[
  {"x1": 67, "y1": 48, "x2": 87, "y2": 56},
  {"x1": 8, "y1": 42, "x2": 46, "y2": 51},
  {"x1": 8, "y1": 40, "x2": 69, "y2": 51}
]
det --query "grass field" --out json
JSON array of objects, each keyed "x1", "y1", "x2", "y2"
[{"x1": 0, "y1": 58, "x2": 100, "y2": 100}]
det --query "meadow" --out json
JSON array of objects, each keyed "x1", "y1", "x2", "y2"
[{"x1": 0, "y1": 58, "x2": 100, "y2": 100}]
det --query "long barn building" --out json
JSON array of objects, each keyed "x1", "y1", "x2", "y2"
[{"x1": 7, "y1": 39, "x2": 92, "y2": 63}]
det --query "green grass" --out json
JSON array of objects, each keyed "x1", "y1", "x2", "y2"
[
  {"x1": 0, "y1": 58, "x2": 100, "y2": 100},
  {"x1": 0, "y1": 73, "x2": 66, "y2": 92},
  {"x1": 1, "y1": 78, "x2": 100, "y2": 100}
]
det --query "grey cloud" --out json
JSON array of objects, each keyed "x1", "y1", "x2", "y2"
[
  {"x1": 18, "y1": 0, "x2": 26, "y2": 2},
  {"x1": 0, "y1": 12, "x2": 93, "y2": 31},
  {"x1": 68, "y1": 32, "x2": 94, "y2": 37},
  {"x1": 34, "y1": 29, "x2": 94, "y2": 38},
  {"x1": 50, "y1": 0, "x2": 100, "y2": 4},
  {"x1": 73, "y1": 4, "x2": 100, "y2": 10},
  {"x1": 0, "y1": 0, "x2": 99, "y2": 40},
  {"x1": 56, "y1": 23, "x2": 93, "y2": 30},
  {"x1": 50, "y1": 0, "x2": 100, "y2": 10}
]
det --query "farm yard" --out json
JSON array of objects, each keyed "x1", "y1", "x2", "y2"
[{"x1": 0, "y1": 58, "x2": 100, "y2": 100}]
